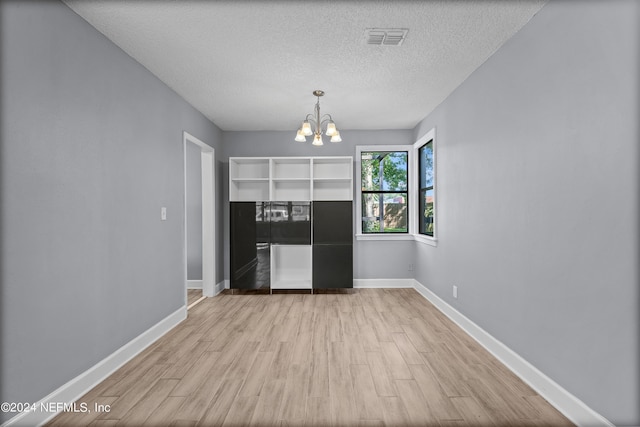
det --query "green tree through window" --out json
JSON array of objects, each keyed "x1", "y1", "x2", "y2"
[
  {"x1": 418, "y1": 140, "x2": 434, "y2": 236},
  {"x1": 361, "y1": 151, "x2": 408, "y2": 233}
]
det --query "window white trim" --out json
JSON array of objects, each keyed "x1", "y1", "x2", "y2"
[
  {"x1": 355, "y1": 233, "x2": 415, "y2": 241},
  {"x1": 355, "y1": 131, "x2": 437, "y2": 246},
  {"x1": 411, "y1": 128, "x2": 437, "y2": 246},
  {"x1": 414, "y1": 233, "x2": 437, "y2": 246},
  {"x1": 355, "y1": 145, "x2": 412, "y2": 239}
]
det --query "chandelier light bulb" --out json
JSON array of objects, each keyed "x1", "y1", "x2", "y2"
[
  {"x1": 312, "y1": 134, "x2": 324, "y2": 146},
  {"x1": 301, "y1": 121, "x2": 313, "y2": 136},
  {"x1": 295, "y1": 129, "x2": 306, "y2": 142},
  {"x1": 330, "y1": 131, "x2": 342, "y2": 143},
  {"x1": 325, "y1": 121, "x2": 337, "y2": 136}
]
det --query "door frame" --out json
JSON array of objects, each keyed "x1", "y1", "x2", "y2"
[{"x1": 183, "y1": 131, "x2": 215, "y2": 306}]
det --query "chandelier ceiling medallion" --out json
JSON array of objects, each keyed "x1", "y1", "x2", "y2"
[{"x1": 294, "y1": 90, "x2": 341, "y2": 146}]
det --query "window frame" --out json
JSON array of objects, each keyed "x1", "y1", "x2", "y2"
[
  {"x1": 418, "y1": 141, "x2": 434, "y2": 236},
  {"x1": 411, "y1": 128, "x2": 437, "y2": 246},
  {"x1": 355, "y1": 145, "x2": 413, "y2": 241},
  {"x1": 355, "y1": 130, "x2": 437, "y2": 245}
]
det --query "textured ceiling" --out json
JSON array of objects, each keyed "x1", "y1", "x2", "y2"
[{"x1": 63, "y1": 0, "x2": 547, "y2": 131}]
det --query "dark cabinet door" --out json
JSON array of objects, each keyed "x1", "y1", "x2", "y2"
[
  {"x1": 270, "y1": 201, "x2": 311, "y2": 245},
  {"x1": 313, "y1": 201, "x2": 352, "y2": 244},
  {"x1": 230, "y1": 202, "x2": 270, "y2": 290},
  {"x1": 312, "y1": 244, "x2": 353, "y2": 289},
  {"x1": 312, "y1": 201, "x2": 353, "y2": 289},
  {"x1": 230, "y1": 202, "x2": 258, "y2": 279}
]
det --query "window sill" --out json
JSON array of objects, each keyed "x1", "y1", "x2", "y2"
[
  {"x1": 355, "y1": 233, "x2": 438, "y2": 246},
  {"x1": 414, "y1": 234, "x2": 437, "y2": 246},
  {"x1": 355, "y1": 233, "x2": 414, "y2": 241}
]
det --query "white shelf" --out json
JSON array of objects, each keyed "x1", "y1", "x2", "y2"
[
  {"x1": 229, "y1": 156, "x2": 353, "y2": 201},
  {"x1": 229, "y1": 158, "x2": 270, "y2": 179},
  {"x1": 313, "y1": 157, "x2": 352, "y2": 180},
  {"x1": 271, "y1": 245, "x2": 312, "y2": 290},
  {"x1": 312, "y1": 177, "x2": 352, "y2": 182},
  {"x1": 312, "y1": 157, "x2": 352, "y2": 200},
  {"x1": 313, "y1": 181, "x2": 353, "y2": 201},
  {"x1": 271, "y1": 179, "x2": 311, "y2": 201},
  {"x1": 229, "y1": 158, "x2": 271, "y2": 201},
  {"x1": 230, "y1": 180, "x2": 270, "y2": 201},
  {"x1": 272, "y1": 158, "x2": 311, "y2": 179},
  {"x1": 271, "y1": 280, "x2": 313, "y2": 290}
]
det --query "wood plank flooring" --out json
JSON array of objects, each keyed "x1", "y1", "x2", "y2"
[
  {"x1": 187, "y1": 289, "x2": 203, "y2": 307},
  {"x1": 47, "y1": 289, "x2": 573, "y2": 426}
]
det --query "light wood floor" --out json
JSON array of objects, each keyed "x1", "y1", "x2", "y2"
[
  {"x1": 188, "y1": 289, "x2": 204, "y2": 307},
  {"x1": 48, "y1": 289, "x2": 573, "y2": 426}
]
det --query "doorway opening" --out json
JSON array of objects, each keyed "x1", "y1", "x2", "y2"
[{"x1": 183, "y1": 131, "x2": 215, "y2": 311}]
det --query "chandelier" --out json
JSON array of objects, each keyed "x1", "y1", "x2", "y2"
[{"x1": 294, "y1": 90, "x2": 342, "y2": 146}]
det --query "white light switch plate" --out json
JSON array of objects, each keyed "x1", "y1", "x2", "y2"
[{"x1": 161, "y1": 207, "x2": 167, "y2": 221}]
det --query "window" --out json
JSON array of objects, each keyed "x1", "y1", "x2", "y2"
[
  {"x1": 411, "y1": 128, "x2": 436, "y2": 245},
  {"x1": 418, "y1": 140, "x2": 434, "y2": 236},
  {"x1": 356, "y1": 134, "x2": 435, "y2": 243},
  {"x1": 359, "y1": 148, "x2": 409, "y2": 234}
]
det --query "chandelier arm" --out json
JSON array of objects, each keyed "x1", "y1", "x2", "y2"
[
  {"x1": 320, "y1": 114, "x2": 334, "y2": 127},
  {"x1": 306, "y1": 116, "x2": 318, "y2": 127}
]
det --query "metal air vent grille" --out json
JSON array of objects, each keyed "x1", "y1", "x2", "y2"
[{"x1": 365, "y1": 28, "x2": 408, "y2": 46}]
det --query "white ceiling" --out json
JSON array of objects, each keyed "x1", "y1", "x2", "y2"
[{"x1": 63, "y1": 0, "x2": 546, "y2": 132}]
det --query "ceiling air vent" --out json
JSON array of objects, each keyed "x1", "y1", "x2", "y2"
[{"x1": 365, "y1": 28, "x2": 408, "y2": 46}]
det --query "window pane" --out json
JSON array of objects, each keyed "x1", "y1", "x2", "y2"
[
  {"x1": 419, "y1": 141, "x2": 433, "y2": 188},
  {"x1": 361, "y1": 192, "x2": 379, "y2": 232},
  {"x1": 361, "y1": 151, "x2": 408, "y2": 192},
  {"x1": 419, "y1": 189, "x2": 434, "y2": 236},
  {"x1": 362, "y1": 192, "x2": 407, "y2": 233}
]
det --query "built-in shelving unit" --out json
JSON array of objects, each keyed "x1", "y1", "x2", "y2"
[
  {"x1": 270, "y1": 244, "x2": 312, "y2": 290},
  {"x1": 230, "y1": 156, "x2": 353, "y2": 292},
  {"x1": 229, "y1": 158, "x2": 270, "y2": 201},
  {"x1": 229, "y1": 156, "x2": 352, "y2": 202}
]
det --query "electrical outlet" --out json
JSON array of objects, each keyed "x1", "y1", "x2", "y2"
[
  {"x1": 453, "y1": 285, "x2": 458, "y2": 299},
  {"x1": 161, "y1": 207, "x2": 167, "y2": 221},
  {"x1": 408, "y1": 263, "x2": 414, "y2": 271}
]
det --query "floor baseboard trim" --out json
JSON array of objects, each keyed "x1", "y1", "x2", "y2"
[
  {"x1": 215, "y1": 280, "x2": 227, "y2": 296},
  {"x1": 203, "y1": 279, "x2": 226, "y2": 297},
  {"x1": 187, "y1": 279, "x2": 203, "y2": 289},
  {"x1": 1, "y1": 306, "x2": 187, "y2": 427},
  {"x1": 187, "y1": 296, "x2": 207, "y2": 310},
  {"x1": 354, "y1": 278, "x2": 415, "y2": 288},
  {"x1": 412, "y1": 279, "x2": 613, "y2": 427}
]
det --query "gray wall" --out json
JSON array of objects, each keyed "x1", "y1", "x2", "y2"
[
  {"x1": 2, "y1": 0, "x2": 637, "y2": 424},
  {"x1": 221, "y1": 130, "x2": 415, "y2": 281},
  {"x1": 186, "y1": 141, "x2": 203, "y2": 281},
  {"x1": 412, "y1": 0, "x2": 639, "y2": 424},
  {"x1": 0, "y1": 1, "x2": 223, "y2": 421}
]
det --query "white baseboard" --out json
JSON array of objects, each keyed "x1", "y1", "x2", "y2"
[
  {"x1": 354, "y1": 278, "x2": 415, "y2": 288},
  {"x1": 215, "y1": 280, "x2": 227, "y2": 296},
  {"x1": 413, "y1": 279, "x2": 613, "y2": 427},
  {"x1": 2, "y1": 306, "x2": 187, "y2": 427},
  {"x1": 203, "y1": 280, "x2": 226, "y2": 297},
  {"x1": 187, "y1": 280, "x2": 203, "y2": 289}
]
